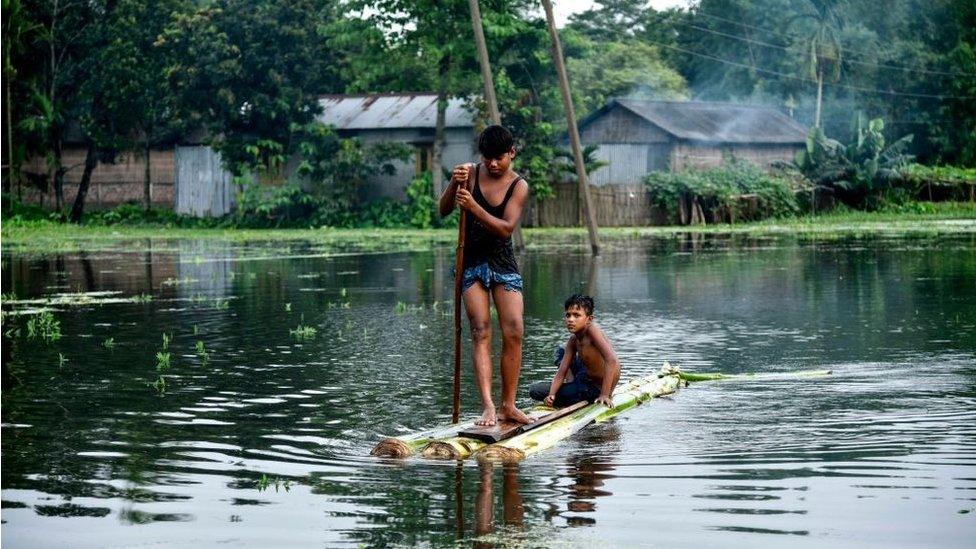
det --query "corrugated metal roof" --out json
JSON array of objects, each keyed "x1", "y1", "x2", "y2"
[
  {"x1": 316, "y1": 93, "x2": 474, "y2": 130},
  {"x1": 592, "y1": 99, "x2": 807, "y2": 144}
]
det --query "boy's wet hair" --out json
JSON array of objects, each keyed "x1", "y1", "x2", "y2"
[
  {"x1": 564, "y1": 294, "x2": 594, "y2": 316},
  {"x1": 478, "y1": 125, "x2": 514, "y2": 159}
]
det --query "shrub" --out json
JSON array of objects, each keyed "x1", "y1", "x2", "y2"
[
  {"x1": 644, "y1": 159, "x2": 801, "y2": 224},
  {"x1": 898, "y1": 164, "x2": 976, "y2": 201}
]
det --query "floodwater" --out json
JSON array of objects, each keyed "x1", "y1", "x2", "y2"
[{"x1": 2, "y1": 234, "x2": 974, "y2": 548}]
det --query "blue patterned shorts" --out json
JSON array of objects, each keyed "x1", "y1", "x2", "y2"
[{"x1": 461, "y1": 263, "x2": 523, "y2": 293}]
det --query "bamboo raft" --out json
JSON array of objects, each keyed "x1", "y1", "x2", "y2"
[{"x1": 370, "y1": 365, "x2": 832, "y2": 462}]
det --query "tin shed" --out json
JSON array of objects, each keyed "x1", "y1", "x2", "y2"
[
  {"x1": 576, "y1": 99, "x2": 808, "y2": 185},
  {"x1": 317, "y1": 93, "x2": 477, "y2": 200}
]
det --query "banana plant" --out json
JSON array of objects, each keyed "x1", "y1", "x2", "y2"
[{"x1": 795, "y1": 112, "x2": 914, "y2": 204}]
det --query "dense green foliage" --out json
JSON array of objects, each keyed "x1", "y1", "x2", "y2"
[
  {"x1": 795, "y1": 113, "x2": 915, "y2": 207},
  {"x1": 645, "y1": 160, "x2": 801, "y2": 223},
  {"x1": 2, "y1": 0, "x2": 974, "y2": 226}
]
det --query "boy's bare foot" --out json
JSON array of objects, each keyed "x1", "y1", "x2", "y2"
[
  {"x1": 497, "y1": 403, "x2": 534, "y2": 425},
  {"x1": 475, "y1": 406, "x2": 497, "y2": 426}
]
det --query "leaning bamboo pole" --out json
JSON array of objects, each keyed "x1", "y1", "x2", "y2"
[
  {"x1": 678, "y1": 369, "x2": 833, "y2": 383},
  {"x1": 475, "y1": 366, "x2": 681, "y2": 462}
]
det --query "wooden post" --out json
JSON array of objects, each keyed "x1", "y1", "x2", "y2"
[
  {"x1": 540, "y1": 0, "x2": 600, "y2": 255},
  {"x1": 466, "y1": 0, "x2": 525, "y2": 252},
  {"x1": 452, "y1": 165, "x2": 473, "y2": 424}
]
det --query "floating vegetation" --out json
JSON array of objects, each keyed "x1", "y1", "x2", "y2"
[
  {"x1": 340, "y1": 288, "x2": 347, "y2": 297},
  {"x1": 256, "y1": 474, "x2": 291, "y2": 493},
  {"x1": 102, "y1": 338, "x2": 116, "y2": 349},
  {"x1": 2, "y1": 291, "x2": 142, "y2": 310},
  {"x1": 2, "y1": 292, "x2": 17, "y2": 302},
  {"x1": 133, "y1": 293, "x2": 153, "y2": 303},
  {"x1": 161, "y1": 333, "x2": 171, "y2": 350},
  {"x1": 195, "y1": 340, "x2": 210, "y2": 364},
  {"x1": 192, "y1": 324, "x2": 200, "y2": 335},
  {"x1": 155, "y1": 352, "x2": 171, "y2": 371},
  {"x1": 290, "y1": 324, "x2": 317, "y2": 340},
  {"x1": 58, "y1": 353, "x2": 68, "y2": 367},
  {"x1": 148, "y1": 375, "x2": 166, "y2": 395},
  {"x1": 290, "y1": 315, "x2": 317, "y2": 340},
  {"x1": 395, "y1": 301, "x2": 424, "y2": 314},
  {"x1": 284, "y1": 303, "x2": 292, "y2": 312},
  {"x1": 212, "y1": 299, "x2": 230, "y2": 310},
  {"x1": 26, "y1": 311, "x2": 61, "y2": 342}
]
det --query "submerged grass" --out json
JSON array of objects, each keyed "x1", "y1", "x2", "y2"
[{"x1": 3, "y1": 202, "x2": 973, "y2": 254}]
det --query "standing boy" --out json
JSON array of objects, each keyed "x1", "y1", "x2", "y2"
[
  {"x1": 529, "y1": 295, "x2": 621, "y2": 408},
  {"x1": 439, "y1": 125, "x2": 531, "y2": 426}
]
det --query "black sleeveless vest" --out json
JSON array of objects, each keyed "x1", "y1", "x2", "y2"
[{"x1": 463, "y1": 164, "x2": 523, "y2": 273}]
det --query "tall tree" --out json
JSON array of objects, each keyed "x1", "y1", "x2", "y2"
[
  {"x1": 98, "y1": 0, "x2": 190, "y2": 211},
  {"x1": 160, "y1": 0, "x2": 345, "y2": 177},
  {"x1": 789, "y1": 0, "x2": 844, "y2": 128},
  {"x1": 19, "y1": 0, "x2": 97, "y2": 213}
]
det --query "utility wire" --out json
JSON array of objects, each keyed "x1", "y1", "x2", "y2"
[
  {"x1": 651, "y1": 40, "x2": 976, "y2": 100},
  {"x1": 672, "y1": 20, "x2": 976, "y2": 77},
  {"x1": 690, "y1": 10, "x2": 976, "y2": 77}
]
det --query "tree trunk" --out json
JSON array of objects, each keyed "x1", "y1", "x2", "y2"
[
  {"x1": 69, "y1": 142, "x2": 98, "y2": 223},
  {"x1": 814, "y1": 64, "x2": 824, "y2": 128},
  {"x1": 53, "y1": 138, "x2": 65, "y2": 213},
  {"x1": 143, "y1": 139, "x2": 152, "y2": 211},
  {"x1": 5, "y1": 73, "x2": 18, "y2": 200},
  {"x1": 541, "y1": 0, "x2": 600, "y2": 255}
]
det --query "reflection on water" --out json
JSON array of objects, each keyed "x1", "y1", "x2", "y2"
[{"x1": 2, "y1": 233, "x2": 975, "y2": 548}]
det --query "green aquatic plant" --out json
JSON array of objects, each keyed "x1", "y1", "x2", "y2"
[
  {"x1": 256, "y1": 474, "x2": 291, "y2": 492},
  {"x1": 289, "y1": 324, "x2": 317, "y2": 340},
  {"x1": 149, "y1": 375, "x2": 167, "y2": 395},
  {"x1": 58, "y1": 353, "x2": 68, "y2": 367},
  {"x1": 195, "y1": 340, "x2": 210, "y2": 364},
  {"x1": 133, "y1": 293, "x2": 154, "y2": 303},
  {"x1": 26, "y1": 311, "x2": 61, "y2": 342},
  {"x1": 102, "y1": 338, "x2": 116, "y2": 349},
  {"x1": 193, "y1": 324, "x2": 200, "y2": 335},
  {"x1": 285, "y1": 302, "x2": 292, "y2": 312},
  {"x1": 161, "y1": 333, "x2": 171, "y2": 350},
  {"x1": 212, "y1": 299, "x2": 230, "y2": 310},
  {"x1": 155, "y1": 352, "x2": 171, "y2": 371},
  {"x1": 340, "y1": 288, "x2": 347, "y2": 298}
]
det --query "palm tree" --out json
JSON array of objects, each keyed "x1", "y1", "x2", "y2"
[{"x1": 789, "y1": 0, "x2": 843, "y2": 128}]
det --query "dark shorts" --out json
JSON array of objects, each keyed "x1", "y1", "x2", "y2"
[
  {"x1": 460, "y1": 262, "x2": 523, "y2": 293},
  {"x1": 529, "y1": 346, "x2": 601, "y2": 407}
]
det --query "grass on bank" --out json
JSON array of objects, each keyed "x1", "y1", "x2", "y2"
[{"x1": 2, "y1": 201, "x2": 974, "y2": 254}]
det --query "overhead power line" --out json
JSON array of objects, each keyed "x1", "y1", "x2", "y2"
[
  {"x1": 650, "y1": 40, "x2": 976, "y2": 100},
  {"x1": 672, "y1": 20, "x2": 976, "y2": 77},
  {"x1": 690, "y1": 10, "x2": 976, "y2": 78}
]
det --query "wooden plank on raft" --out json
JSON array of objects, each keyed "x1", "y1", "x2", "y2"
[{"x1": 457, "y1": 401, "x2": 588, "y2": 443}]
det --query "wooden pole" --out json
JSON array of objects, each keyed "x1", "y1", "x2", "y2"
[
  {"x1": 540, "y1": 0, "x2": 600, "y2": 255},
  {"x1": 468, "y1": 0, "x2": 499, "y2": 124},
  {"x1": 452, "y1": 165, "x2": 472, "y2": 424},
  {"x1": 467, "y1": 0, "x2": 525, "y2": 252}
]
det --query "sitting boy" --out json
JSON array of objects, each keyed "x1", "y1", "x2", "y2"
[{"x1": 529, "y1": 294, "x2": 621, "y2": 408}]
